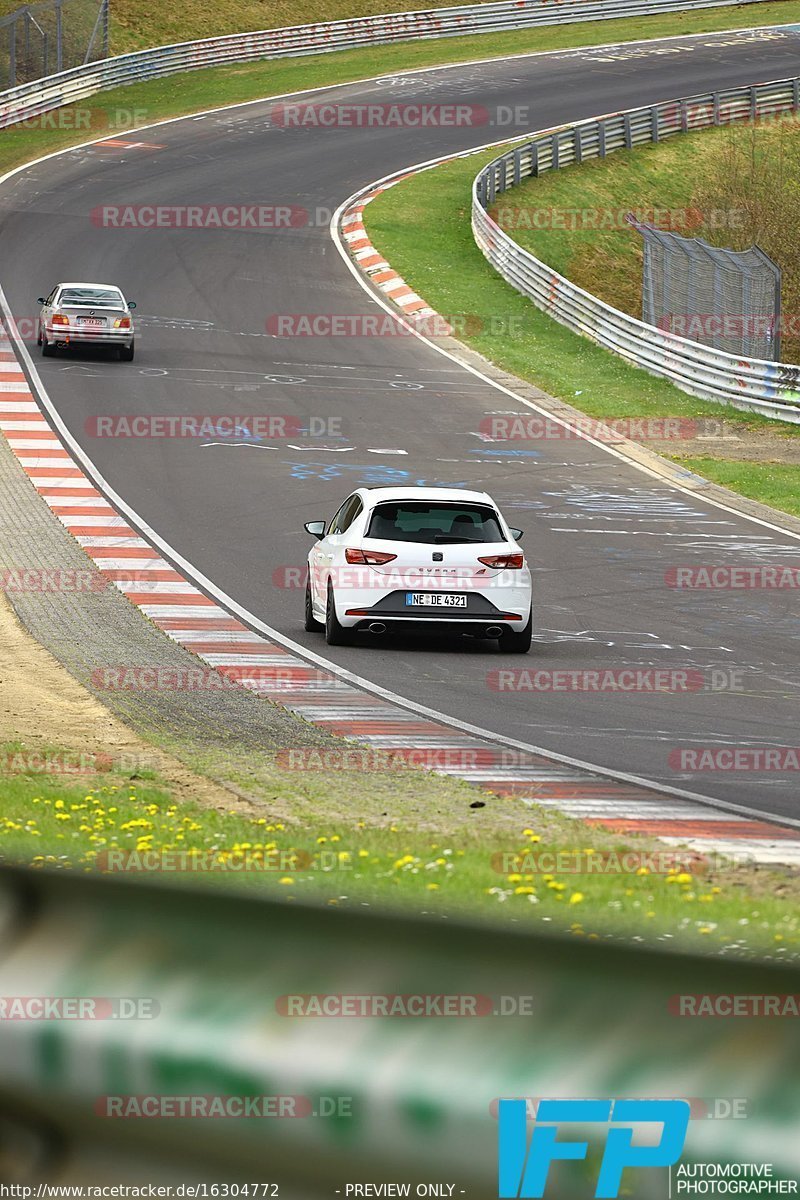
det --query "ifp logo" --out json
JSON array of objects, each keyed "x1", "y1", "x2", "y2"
[{"x1": 498, "y1": 1098, "x2": 690, "y2": 1198}]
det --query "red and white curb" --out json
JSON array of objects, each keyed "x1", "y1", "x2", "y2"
[
  {"x1": 341, "y1": 178, "x2": 440, "y2": 324},
  {"x1": 2, "y1": 331, "x2": 800, "y2": 868}
]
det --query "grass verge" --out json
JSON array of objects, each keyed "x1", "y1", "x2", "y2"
[
  {"x1": 3, "y1": 743, "x2": 800, "y2": 959},
  {"x1": 363, "y1": 139, "x2": 800, "y2": 514}
]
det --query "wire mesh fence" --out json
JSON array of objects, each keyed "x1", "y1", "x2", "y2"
[
  {"x1": 0, "y1": 0, "x2": 107, "y2": 89},
  {"x1": 629, "y1": 216, "x2": 782, "y2": 361}
]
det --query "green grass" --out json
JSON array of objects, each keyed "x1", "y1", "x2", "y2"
[
  {"x1": 2, "y1": 744, "x2": 800, "y2": 958},
  {"x1": 366, "y1": 147, "x2": 787, "y2": 427},
  {"x1": 679, "y1": 457, "x2": 800, "y2": 514},
  {"x1": 364, "y1": 138, "x2": 800, "y2": 515}
]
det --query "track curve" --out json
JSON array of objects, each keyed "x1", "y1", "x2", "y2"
[{"x1": 3, "y1": 25, "x2": 800, "y2": 816}]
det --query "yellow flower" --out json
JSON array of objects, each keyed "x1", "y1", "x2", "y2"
[
  {"x1": 507, "y1": 873, "x2": 522, "y2": 883},
  {"x1": 54, "y1": 799, "x2": 65, "y2": 809},
  {"x1": 514, "y1": 886, "x2": 536, "y2": 896},
  {"x1": 636, "y1": 867, "x2": 650, "y2": 876},
  {"x1": 426, "y1": 883, "x2": 439, "y2": 891},
  {"x1": 676, "y1": 873, "x2": 693, "y2": 885},
  {"x1": 569, "y1": 892, "x2": 584, "y2": 905},
  {"x1": 278, "y1": 877, "x2": 294, "y2": 885},
  {"x1": 317, "y1": 837, "x2": 327, "y2": 844}
]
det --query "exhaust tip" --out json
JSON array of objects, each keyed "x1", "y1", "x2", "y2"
[
  {"x1": 367, "y1": 621, "x2": 387, "y2": 634},
  {"x1": 485, "y1": 625, "x2": 504, "y2": 638}
]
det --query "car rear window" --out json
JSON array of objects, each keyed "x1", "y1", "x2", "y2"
[
  {"x1": 59, "y1": 289, "x2": 123, "y2": 307},
  {"x1": 365, "y1": 502, "x2": 505, "y2": 544}
]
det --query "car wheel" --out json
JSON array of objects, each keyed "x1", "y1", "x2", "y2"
[
  {"x1": 502, "y1": 609, "x2": 533, "y2": 654},
  {"x1": 41, "y1": 327, "x2": 54, "y2": 357},
  {"x1": 119, "y1": 340, "x2": 135, "y2": 362},
  {"x1": 325, "y1": 582, "x2": 354, "y2": 646},
  {"x1": 304, "y1": 579, "x2": 323, "y2": 632}
]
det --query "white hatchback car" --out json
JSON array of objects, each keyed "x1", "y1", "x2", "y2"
[{"x1": 304, "y1": 486, "x2": 533, "y2": 652}]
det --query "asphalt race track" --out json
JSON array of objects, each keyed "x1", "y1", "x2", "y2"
[{"x1": 2, "y1": 25, "x2": 800, "y2": 816}]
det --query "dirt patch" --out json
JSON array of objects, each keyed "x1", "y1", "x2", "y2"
[
  {"x1": 0, "y1": 590, "x2": 249, "y2": 814},
  {"x1": 645, "y1": 420, "x2": 800, "y2": 465}
]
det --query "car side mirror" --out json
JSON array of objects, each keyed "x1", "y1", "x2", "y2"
[
  {"x1": 37, "y1": 298, "x2": 45, "y2": 305},
  {"x1": 509, "y1": 527, "x2": 524, "y2": 541},
  {"x1": 127, "y1": 301, "x2": 137, "y2": 310},
  {"x1": 304, "y1": 520, "x2": 326, "y2": 538}
]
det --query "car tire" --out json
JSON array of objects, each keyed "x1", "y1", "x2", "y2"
[
  {"x1": 325, "y1": 582, "x2": 354, "y2": 646},
  {"x1": 119, "y1": 340, "x2": 135, "y2": 362},
  {"x1": 41, "y1": 327, "x2": 54, "y2": 357},
  {"x1": 304, "y1": 579, "x2": 323, "y2": 632},
  {"x1": 502, "y1": 609, "x2": 533, "y2": 654}
]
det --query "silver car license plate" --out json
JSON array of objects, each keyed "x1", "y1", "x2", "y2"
[
  {"x1": 78, "y1": 317, "x2": 104, "y2": 327},
  {"x1": 405, "y1": 593, "x2": 467, "y2": 608}
]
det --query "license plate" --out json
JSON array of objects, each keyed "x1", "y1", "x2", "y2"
[
  {"x1": 78, "y1": 317, "x2": 104, "y2": 327},
  {"x1": 405, "y1": 593, "x2": 467, "y2": 608}
]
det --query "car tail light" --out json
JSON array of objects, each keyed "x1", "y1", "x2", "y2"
[
  {"x1": 51, "y1": 314, "x2": 70, "y2": 326},
  {"x1": 477, "y1": 553, "x2": 525, "y2": 569},
  {"x1": 345, "y1": 548, "x2": 397, "y2": 565},
  {"x1": 113, "y1": 317, "x2": 131, "y2": 329}
]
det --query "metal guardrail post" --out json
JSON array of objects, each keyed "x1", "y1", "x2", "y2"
[
  {"x1": 8, "y1": 17, "x2": 15, "y2": 88},
  {"x1": 55, "y1": 0, "x2": 63, "y2": 74}
]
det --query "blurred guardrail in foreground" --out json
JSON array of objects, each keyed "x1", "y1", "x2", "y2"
[
  {"x1": 0, "y1": 865, "x2": 798, "y2": 1190},
  {"x1": 473, "y1": 77, "x2": 800, "y2": 422},
  {"x1": 0, "y1": 0, "x2": 779, "y2": 130}
]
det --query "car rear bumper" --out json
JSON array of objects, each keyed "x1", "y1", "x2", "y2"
[
  {"x1": 337, "y1": 587, "x2": 532, "y2": 631},
  {"x1": 47, "y1": 326, "x2": 133, "y2": 345}
]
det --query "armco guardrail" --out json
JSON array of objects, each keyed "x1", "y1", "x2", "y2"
[
  {"x1": 0, "y1": 0, "x2": 777, "y2": 131},
  {"x1": 472, "y1": 78, "x2": 800, "y2": 422},
  {"x1": 0, "y1": 865, "x2": 799, "y2": 1188}
]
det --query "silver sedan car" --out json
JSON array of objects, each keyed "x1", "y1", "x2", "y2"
[{"x1": 37, "y1": 282, "x2": 136, "y2": 360}]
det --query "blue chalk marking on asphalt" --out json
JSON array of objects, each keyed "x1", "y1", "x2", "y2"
[
  {"x1": 284, "y1": 462, "x2": 411, "y2": 484},
  {"x1": 215, "y1": 419, "x2": 263, "y2": 441}
]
